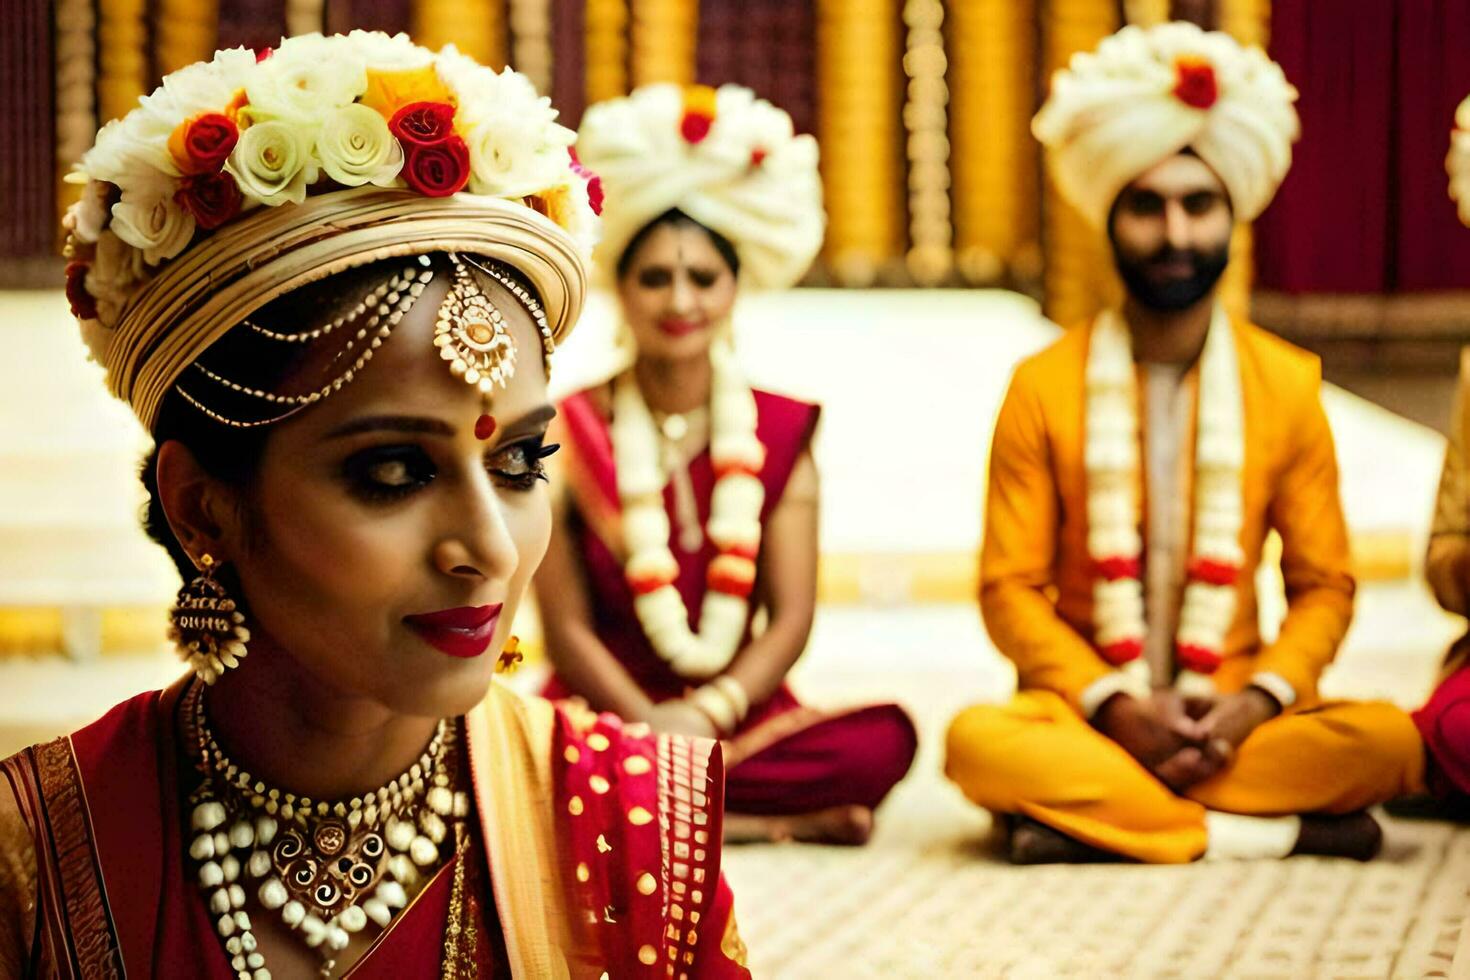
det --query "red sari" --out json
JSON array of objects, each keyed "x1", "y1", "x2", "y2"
[
  {"x1": 547, "y1": 385, "x2": 917, "y2": 817},
  {"x1": 0, "y1": 679, "x2": 750, "y2": 978}
]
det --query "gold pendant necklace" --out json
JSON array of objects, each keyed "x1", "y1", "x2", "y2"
[{"x1": 182, "y1": 683, "x2": 467, "y2": 978}]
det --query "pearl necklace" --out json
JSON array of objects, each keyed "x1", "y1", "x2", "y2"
[{"x1": 183, "y1": 683, "x2": 467, "y2": 979}]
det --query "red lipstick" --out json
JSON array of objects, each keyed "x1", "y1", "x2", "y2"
[
  {"x1": 404, "y1": 604, "x2": 502, "y2": 659},
  {"x1": 658, "y1": 318, "x2": 703, "y2": 338}
]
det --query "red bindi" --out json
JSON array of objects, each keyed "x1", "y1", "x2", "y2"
[{"x1": 474, "y1": 413, "x2": 497, "y2": 440}]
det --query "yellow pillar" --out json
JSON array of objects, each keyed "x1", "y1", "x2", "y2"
[
  {"x1": 97, "y1": 0, "x2": 149, "y2": 125},
  {"x1": 154, "y1": 0, "x2": 216, "y2": 76}
]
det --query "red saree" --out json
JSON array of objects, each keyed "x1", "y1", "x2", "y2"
[
  {"x1": 547, "y1": 385, "x2": 917, "y2": 817},
  {"x1": 0, "y1": 679, "x2": 750, "y2": 978}
]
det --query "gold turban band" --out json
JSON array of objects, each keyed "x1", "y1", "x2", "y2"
[{"x1": 104, "y1": 186, "x2": 588, "y2": 432}]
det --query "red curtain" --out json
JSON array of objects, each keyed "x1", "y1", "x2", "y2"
[{"x1": 1256, "y1": 0, "x2": 1470, "y2": 294}]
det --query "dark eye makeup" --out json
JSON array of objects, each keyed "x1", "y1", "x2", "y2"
[{"x1": 341, "y1": 436, "x2": 560, "y2": 503}]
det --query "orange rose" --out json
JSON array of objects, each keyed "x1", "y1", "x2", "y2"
[{"x1": 359, "y1": 66, "x2": 456, "y2": 121}]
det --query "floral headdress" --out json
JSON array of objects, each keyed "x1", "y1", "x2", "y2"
[{"x1": 63, "y1": 31, "x2": 600, "y2": 430}]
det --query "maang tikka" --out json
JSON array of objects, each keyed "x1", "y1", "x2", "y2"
[
  {"x1": 169, "y1": 553, "x2": 251, "y2": 684},
  {"x1": 435, "y1": 253, "x2": 518, "y2": 394}
]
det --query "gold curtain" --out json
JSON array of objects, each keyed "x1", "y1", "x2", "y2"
[
  {"x1": 97, "y1": 0, "x2": 149, "y2": 125},
  {"x1": 1040, "y1": 0, "x2": 1122, "y2": 326},
  {"x1": 949, "y1": 0, "x2": 1039, "y2": 286},
  {"x1": 414, "y1": 0, "x2": 505, "y2": 69},
  {"x1": 630, "y1": 0, "x2": 697, "y2": 87},
  {"x1": 585, "y1": 0, "x2": 629, "y2": 103},
  {"x1": 153, "y1": 0, "x2": 216, "y2": 77},
  {"x1": 816, "y1": 0, "x2": 903, "y2": 286}
]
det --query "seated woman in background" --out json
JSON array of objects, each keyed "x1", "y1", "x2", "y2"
[
  {"x1": 536, "y1": 84, "x2": 917, "y2": 846},
  {"x1": 1412, "y1": 94, "x2": 1470, "y2": 811},
  {"x1": 0, "y1": 33, "x2": 749, "y2": 977}
]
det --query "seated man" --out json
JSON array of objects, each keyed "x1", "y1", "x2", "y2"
[{"x1": 944, "y1": 22, "x2": 1425, "y2": 865}]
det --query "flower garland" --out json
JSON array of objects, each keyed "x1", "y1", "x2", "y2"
[
  {"x1": 902, "y1": 0, "x2": 952, "y2": 286},
  {"x1": 62, "y1": 31, "x2": 599, "y2": 346},
  {"x1": 613, "y1": 339, "x2": 766, "y2": 680},
  {"x1": 1450, "y1": 94, "x2": 1470, "y2": 228},
  {"x1": 1085, "y1": 307, "x2": 1245, "y2": 696}
]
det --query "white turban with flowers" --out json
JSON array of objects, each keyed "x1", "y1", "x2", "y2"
[
  {"x1": 576, "y1": 84, "x2": 824, "y2": 289},
  {"x1": 1032, "y1": 22, "x2": 1300, "y2": 229},
  {"x1": 1450, "y1": 94, "x2": 1470, "y2": 226}
]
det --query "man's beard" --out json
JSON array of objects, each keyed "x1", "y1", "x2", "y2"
[{"x1": 1113, "y1": 242, "x2": 1230, "y2": 312}]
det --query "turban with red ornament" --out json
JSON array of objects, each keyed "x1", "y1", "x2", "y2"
[
  {"x1": 1032, "y1": 22, "x2": 1300, "y2": 228},
  {"x1": 577, "y1": 83, "x2": 824, "y2": 289}
]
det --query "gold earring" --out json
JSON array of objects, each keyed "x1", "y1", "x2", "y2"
[
  {"x1": 169, "y1": 553, "x2": 250, "y2": 685},
  {"x1": 495, "y1": 635, "x2": 523, "y2": 675}
]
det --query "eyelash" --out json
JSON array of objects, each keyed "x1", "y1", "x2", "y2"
[{"x1": 342, "y1": 438, "x2": 559, "y2": 503}]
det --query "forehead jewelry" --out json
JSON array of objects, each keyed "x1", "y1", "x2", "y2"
[
  {"x1": 179, "y1": 256, "x2": 435, "y2": 429},
  {"x1": 436, "y1": 253, "x2": 518, "y2": 394},
  {"x1": 474, "y1": 400, "x2": 497, "y2": 442}
]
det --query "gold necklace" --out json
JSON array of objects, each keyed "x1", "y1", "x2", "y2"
[{"x1": 183, "y1": 683, "x2": 467, "y2": 979}]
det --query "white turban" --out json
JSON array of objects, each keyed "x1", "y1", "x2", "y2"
[
  {"x1": 1450, "y1": 94, "x2": 1470, "y2": 226},
  {"x1": 1032, "y1": 22, "x2": 1300, "y2": 229},
  {"x1": 576, "y1": 84, "x2": 825, "y2": 289}
]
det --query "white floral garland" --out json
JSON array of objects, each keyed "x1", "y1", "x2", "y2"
[
  {"x1": 1085, "y1": 306, "x2": 1245, "y2": 697},
  {"x1": 613, "y1": 338, "x2": 766, "y2": 679}
]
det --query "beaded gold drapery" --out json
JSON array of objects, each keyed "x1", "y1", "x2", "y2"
[
  {"x1": 902, "y1": 0, "x2": 951, "y2": 286},
  {"x1": 585, "y1": 0, "x2": 629, "y2": 104},
  {"x1": 948, "y1": 0, "x2": 1039, "y2": 288},
  {"x1": 53, "y1": 0, "x2": 97, "y2": 238},
  {"x1": 510, "y1": 0, "x2": 554, "y2": 94},
  {"x1": 631, "y1": 0, "x2": 697, "y2": 87},
  {"x1": 1039, "y1": 0, "x2": 1122, "y2": 327},
  {"x1": 816, "y1": 0, "x2": 903, "y2": 286},
  {"x1": 413, "y1": 0, "x2": 505, "y2": 70}
]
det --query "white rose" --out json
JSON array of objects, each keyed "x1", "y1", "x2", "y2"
[
  {"x1": 159, "y1": 47, "x2": 257, "y2": 117},
  {"x1": 346, "y1": 30, "x2": 433, "y2": 72},
  {"x1": 245, "y1": 37, "x2": 366, "y2": 127},
  {"x1": 86, "y1": 229, "x2": 150, "y2": 325},
  {"x1": 465, "y1": 112, "x2": 574, "y2": 198},
  {"x1": 315, "y1": 103, "x2": 403, "y2": 188},
  {"x1": 81, "y1": 114, "x2": 179, "y2": 189},
  {"x1": 225, "y1": 120, "x2": 314, "y2": 205},
  {"x1": 109, "y1": 178, "x2": 196, "y2": 264}
]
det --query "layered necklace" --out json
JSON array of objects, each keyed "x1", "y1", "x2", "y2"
[
  {"x1": 612, "y1": 336, "x2": 767, "y2": 680},
  {"x1": 1084, "y1": 306, "x2": 1245, "y2": 696},
  {"x1": 182, "y1": 683, "x2": 470, "y2": 979}
]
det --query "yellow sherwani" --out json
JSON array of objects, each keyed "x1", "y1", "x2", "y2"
[{"x1": 945, "y1": 314, "x2": 1425, "y2": 863}]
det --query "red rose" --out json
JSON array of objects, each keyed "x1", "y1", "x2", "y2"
[
  {"x1": 255, "y1": 46, "x2": 273, "y2": 62},
  {"x1": 1173, "y1": 58, "x2": 1218, "y2": 110},
  {"x1": 390, "y1": 101, "x2": 457, "y2": 147},
  {"x1": 680, "y1": 110, "x2": 713, "y2": 144},
  {"x1": 750, "y1": 147, "x2": 768, "y2": 168},
  {"x1": 176, "y1": 171, "x2": 243, "y2": 230},
  {"x1": 172, "y1": 113, "x2": 238, "y2": 173},
  {"x1": 403, "y1": 137, "x2": 470, "y2": 197},
  {"x1": 64, "y1": 261, "x2": 98, "y2": 320}
]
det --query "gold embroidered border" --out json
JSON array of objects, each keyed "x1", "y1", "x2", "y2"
[{"x1": 34, "y1": 737, "x2": 123, "y2": 979}]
